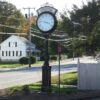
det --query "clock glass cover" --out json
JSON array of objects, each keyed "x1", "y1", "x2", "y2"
[{"x1": 37, "y1": 12, "x2": 55, "y2": 33}]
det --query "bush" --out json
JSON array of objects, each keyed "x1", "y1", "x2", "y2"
[
  {"x1": 19, "y1": 56, "x2": 36, "y2": 64},
  {"x1": 30, "y1": 56, "x2": 36, "y2": 64},
  {"x1": 67, "y1": 53, "x2": 73, "y2": 58},
  {"x1": 50, "y1": 56, "x2": 57, "y2": 61},
  {"x1": 19, "y1": 57, "x2": 28, "y2": 64}
]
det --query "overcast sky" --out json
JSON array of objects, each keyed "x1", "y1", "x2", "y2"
[{"x1": 5, "y1": 0, "x2": 91, "y2": 14}]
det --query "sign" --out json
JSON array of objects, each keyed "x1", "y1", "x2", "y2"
[{"x1": 58, "y1": 43, "x2": 62, "y2": 53}]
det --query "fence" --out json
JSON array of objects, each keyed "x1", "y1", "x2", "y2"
[{"x1": 78, "y1": 63, "x2": 100, "y2": 90}]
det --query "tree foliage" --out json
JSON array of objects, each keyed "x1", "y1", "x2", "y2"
[
  {"x1": 0, "y1": 1, "x2": 28, "y2": 42},
  {"x1": 59, "y1": 0, "x2": 100, "y2": 56}
]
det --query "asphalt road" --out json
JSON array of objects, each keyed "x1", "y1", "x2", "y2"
[
  {"x1": 1, "y1": 57, "x2": 97, "y2": 90},
  {"x1": 0, "y1": 60, "x2": 77, "y2": 89}
]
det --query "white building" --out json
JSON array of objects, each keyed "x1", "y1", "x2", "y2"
[{"x1": 0, "y1": 35, "x2": 40, "y2": 62}]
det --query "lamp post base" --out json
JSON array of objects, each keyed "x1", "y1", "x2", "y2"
[{"x1": 41, "y1": 66, "x2": 51, "y2": 92}]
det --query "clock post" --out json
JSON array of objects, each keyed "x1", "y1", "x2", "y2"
[{"x1": 36, "y1": 3, "x2": 57, "y2": 92}]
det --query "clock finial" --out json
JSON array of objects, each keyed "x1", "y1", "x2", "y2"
[
  {"x1": 37, "y1": 3, "x2": 57, "y2": 15},
  {"x1": 41, "y1": 2, "x2": 53, "y2": 7}
]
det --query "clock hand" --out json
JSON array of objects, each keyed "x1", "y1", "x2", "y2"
[{"x1": 40, "y1": 21, "x2": 53, "y2": 26}]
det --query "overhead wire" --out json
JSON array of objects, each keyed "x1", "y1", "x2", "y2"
[
  {"x1": 0, "y1": 24, "x2": 27, "y2": 31},
  {"x1": 0, "y1": 20, "x2": 86, "y2": 49},
  {"x1": 0, "y1": 15, "x2": 23, "y2": 20}
]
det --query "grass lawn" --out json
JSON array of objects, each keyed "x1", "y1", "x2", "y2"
[
  {"x1": 5, "y1": 71, "x2": 78, "y2": 95},
  {"x1": 2, "y1": 71, "x2": 99, "y2": 98},
  {"x1": 8, "y1": 83, "x2": 78, "y2": 95},
  {"x1": 32, "y1": 61, "x2": 43, "y2": 66},
  {"x1": 52, "y1": 71, "x2": 77, "y2": 85},
  {"x1": 0, "y1": 63, "x2": 23, "y2": 68},
  {"x1": 0, "y1": 61, "x2": 44, "y2": 68},
  {"x1": 8, "y1": 83, "x2": 41, "y2": 94}
]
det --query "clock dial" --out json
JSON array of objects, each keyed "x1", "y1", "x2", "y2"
[{"x1": 37, "y1": 12, "x2": 56, "y2": 33}]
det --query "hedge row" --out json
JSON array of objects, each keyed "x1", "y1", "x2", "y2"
[{"x1": 19, "y1": 56, "x2": 36, "y2": 64}]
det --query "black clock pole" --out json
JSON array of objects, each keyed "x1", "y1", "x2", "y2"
[
  {"x1": 36, "y1": 3, "x2": 58, "y2": 93},
  {"x1": 41, "y1": 34, "x2": 51, "y2": 92}
]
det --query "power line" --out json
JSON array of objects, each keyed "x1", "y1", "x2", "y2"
[
  {"x1": 0, "y1": 32, "x2": 27, "y2": 35},
  {"x1": 0, "y1": 24, "x2": 27, "y2": 31},
  {"x1": 31, "y1": 33, "x2": 72, "y2": 42},
  {"x1": 31, "y1": 28, "x2": 68, "y2": 38},
  {"x1": 0, "y1": 15, "x2": 22, "y2": 20}
]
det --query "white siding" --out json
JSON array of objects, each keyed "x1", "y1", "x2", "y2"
[
  {"x1": 0, "y1": 35, "x2": 39, "y2": 62},
  {"x1": 0, "y1": 36, "x2": 27, "y2": 62}
]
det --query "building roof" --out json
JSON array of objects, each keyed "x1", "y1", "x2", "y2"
[
  {"x1": 18, "y1": 36, "x2": 35, "y2": 47},
  {"x1": 0, "y1": 35, "x2": 35, "y2": 48}
]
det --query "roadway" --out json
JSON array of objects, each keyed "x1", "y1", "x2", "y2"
[{"x1": 0, "y1": 57, "x2": 97, "y2": 89}]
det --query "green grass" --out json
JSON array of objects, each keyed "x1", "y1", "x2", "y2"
[
  {"x1": 0, "y1": 61, "x2": 44, "y2": 68},
  {"x1": 5, "y1": 71, "x2": 99, "y2": 96},
  {"x1": 6, "y1": 71, "x2": 78, "y2": 95},
  {"x1": 8, "y1": 83, "x2": 78, "y2": 94},
  {"x1": 32, "y1": 61, "x2": 44, "y2": 66},
  {"x1": 8, "y1": 83, "x2": 41, "y2": 94},
  {"x1": 8, "y1": 85, "x2": 81, "y2": 95},
  {"x1": 52, "y1": 71, "x2": 77, "y2": 85},
  {"x1": 52, "y1": 86, "x2": 78, "y2": 94},
  {"x1": 0, "y1": 64, "x2": 22, "y2": 68}
]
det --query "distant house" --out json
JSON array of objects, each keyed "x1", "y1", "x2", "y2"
[{"x1": 0, "y1": 35, "x2": 40, "y2": 62}]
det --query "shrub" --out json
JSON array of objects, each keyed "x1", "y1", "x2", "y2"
[
  {"x1": 67, "y1": 53, "x2": 73, "y2": 58},
  {"x1": 30, "y1": 56, "x2": 36, "y2": 64},
  {"x1": 50, "y1": 56, "x2": 57, "y2": 61},
  {"x1": 19, "y1": 56, "x2": 36, "y2": 64},
  {"x1": 19, "y1": 57, "x2": 28, "y2": 64}
]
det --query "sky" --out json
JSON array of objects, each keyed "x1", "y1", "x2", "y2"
[{"x1": 4, "y1": 0, "x2": 90, "y2": 15}]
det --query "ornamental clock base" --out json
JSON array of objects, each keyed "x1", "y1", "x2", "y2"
[{"x1": 41, "y1": 66, "x2": 51, "y2": 92}]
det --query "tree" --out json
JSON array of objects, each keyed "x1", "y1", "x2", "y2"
[
  {"x1": 60, "y1": 0, "x2": 100, "y2": 55},
  {"x1": 0, "y1": 1, "x2": 27, "y2": 42},
  {"x1": 91, "y1": 21, "x2": 100, "y2": 52}
]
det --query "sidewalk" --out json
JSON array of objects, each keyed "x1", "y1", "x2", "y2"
[
  {"x1": 0, "y1": 58, "x2": 75, "y2": 72},
  {"x1": 0, "y1": 56, "x2": 98, "y2": 72}
]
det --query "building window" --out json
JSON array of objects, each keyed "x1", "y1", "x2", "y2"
[
  {"x1": 6, "y1": 51, "x2": 7, "y2": 56},
  {"x1": 15, "y1": 42, "x2": 17, "y2": 47},
  {"x1": 9, "y1": 51, "x2": 10, "y2": 56},
  {"x1": 13, "y1": 51, "x2": 14, "y2": 56},
  {"x1": 2, "y1": 51, "x2": 4, "y2": 56},
  {"x1": 20, "y1": 51, "x2": 22, "y2": 56},
  {"x1": 16, "y1": 51, "x2": 18, "y2": 56},
  {"x1": 9, "y1": 42, "x2": 10, "y2": 47}
]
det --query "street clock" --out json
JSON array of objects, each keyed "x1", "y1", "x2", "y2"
[
  {"x1": 36, "y1": 2, "x2": 57, "y2": 33},
  {"x1": 36, "y1": 3, "x2": 58, "y2": 92},
  {"x1": 37, "y1": 12, "x2": 57, "y2": 33}
]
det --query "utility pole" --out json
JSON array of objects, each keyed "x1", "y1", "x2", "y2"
[
  {"x1": 72, "y1": 21, "x2": 81, "y2": 60},
  {"x1": 23, "y1": 7, "x2": 35, "y2": 67}
]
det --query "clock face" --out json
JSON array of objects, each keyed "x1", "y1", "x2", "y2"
[{"x1": 37, "y1": 12, "x2": 56, "y2": 33}]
